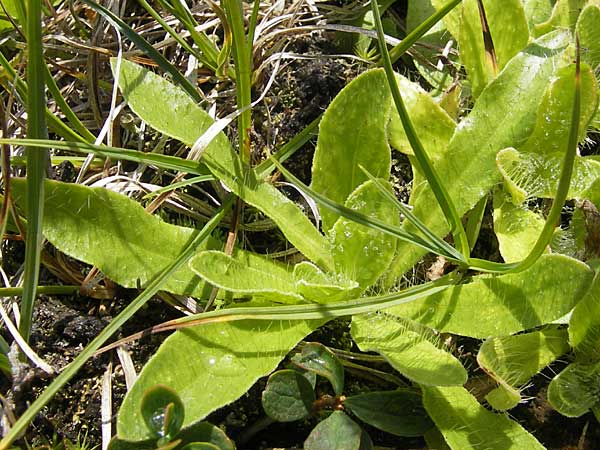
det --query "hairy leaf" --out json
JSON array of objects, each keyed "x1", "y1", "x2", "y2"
[
  {"x1": 423, "y1": 386, "x2": 545, "y2": 449},
  {"x1": 189, "y1": 251, "x2": 302, "y2": 304},
  {"x1": 113, "y1": 59, "x2": 333, "y2": 270},
  {"x1": 117, "y1": 319, "x2": 325, "y2": 440},
  {"x1": 351, "y1": 313, "x2": 467, "y2": 386},
  {"x1": 385, "y1": 255, "x2": 592, "y2": 338},
  {"x1": 312, "y1": 69, "x2": 391, "y2": 231},
  {"x1": 11, "y1": 178, "x2": 215, "y2": 297},
  {"x1": 548, "y1": 360, "x2": 600, "y2": 417},
  {"x1": 388, "y1": 30, "x2": 571, "y2": 282},
  {"x1": 459, "y1": 0, "x2": 529, "y2": 98},
  {"x1": 329, "y1": 180, "x2": 398, "y2": 290}
]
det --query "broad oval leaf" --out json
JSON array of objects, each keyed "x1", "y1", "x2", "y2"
[
  {"x1": 576, "y1": 3, "x2": 600, "y2": 70},
  {"x1": 519, "y1": 63, "x2": 598, "y2": 156},
  {"x1": 388, "y1": 74, "x2": 456, "y2": 155},
  {"x1": 422, "y1": 386, "x2": 545, "y2": 450},
  {"x1": 291, "y1": 342, "x2": 344, "y2": 395},
  {"x1": 312, "y1": 69, "x2": 391, "y2": 231},
  {"x1": 351, "y1": 313, "x2": 467, "y2": 386},
  {"x1": 478, "y1": 327, "x2": 570, "y2": 387},
  {"x1": 189, "y1": 251, "x2": 302, "y2": 304},
  {"x1": 548, "y1": 360, "x2": 600, "y2": 417},
  {"x1": 478, "y1": 327, "x2": 570, "y2": 410},
  {"x1": 497, "y1": 148, "x2": 600, "y2": 203},
  {"x1": 11, "y1": 178, "x2": 215, "y2": 297},
  {"x1": 344, "y1": 390, "x2": 433, "y2": 437},
  {"x1": 304, "y1": 411, "x2": 373, "y2": 450},
  {"x1": 329, "y1": 180, "x2": 398, "y2": 290},
  {"x1": 492, "y1": 192, "x2": 545, "y2": 263},
  {"x1": 388, "y1": 30, "x2": 572, "y2": 282},
  {"x1": 117, "y1": 319, "x2": 325, "y2": 441},
  {"x1": 113, "y1": 58, "x2": 333, "y2": 271},
  {"x1": 293, "y1": 262, "x2": 360, "y2": 304},
  {"x1": 175, "y1": 422, "x2": 235, "y2": 450},
  {"x1": 569, "y1": 272, "x2": 600, "y2": 358},
  {"x1": 459, "y1": 0, "x2": 529, "y2": 98},
  {"x1": 261, "y1": 369, "x2": 315, "y2": 422},
  {"x1": 385, "y1": 254, "x2": 592, "y2": 338}
]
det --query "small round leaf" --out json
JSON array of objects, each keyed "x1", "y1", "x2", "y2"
[
  {"x1": 291, "y1": 342, "x2": 345, "y2": 395},
  {"x1": 262, "y1": 369, "x2": 315, "y2": 422},
  {"x1": 304, "y1": 411, "x2": 373, "y2": 450},
  {"x1": 179, "y1": 444, "x2": 221, "y2": 450},
  {"x1": 175, "y1": 422, "x2": 235, "y2": 450},
  {"x1": 344, "y1": 390, "x2": 433, "y2": 437},
  {"x1": 141, "y1": 385, "x2": 185, "y2": 440}
]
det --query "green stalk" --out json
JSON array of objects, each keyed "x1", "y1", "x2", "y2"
[
  {"x1": 223, "y1": 0, "x2": 253, "y2": 163},
  {"x1": 0, "y1": 51, "x2": 89, "y2": 143},
  {"x1": 0, "y1": 138, "x2": 213, "y2": 176},
  {"x1": 138, "y1": 0, "x2": 217, "y2": 72},
  {"x1": 383, "y1": 0, "x2": 462, "y2": 65},
  {"x1": 271, "y1": 158, "x2": 462, "y2": 261},
  {"x1": 20, "y1": 0, "x2": 48, "y2": 343},
  {"x1": 509, "y1": 40, "x2": 582, "y2": 273},
  {"x1": 0, "y1": 197, "x2": 234, "y2": 449},
  {"x1": 81, "y1": 0, "x2": 202, "y2": 103},
  {"x1": 371, "y1": 0, "x2": 470, "y2": 258},
  {"x1": 0, "y1": 285, "x2": 79, "y2": 296}
]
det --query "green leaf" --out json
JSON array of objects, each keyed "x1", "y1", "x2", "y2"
[
  {"x1": 548, "y1": 360, "x2": 600, "y2": 417},
  {"x1": 521, "y1": 0, "x2": 555, "y2": 30},
  {"x1": 304, "y1": 411, "x2": 373, "y2": 450},
  {"x1": 388, "y1": 30, "x2": 572, "y2": 282},
  {"x1": 577, "y1": 3, "x2": 600, "y2": 70},
  {"x1": 329, "y1": 180, "x2": 398, "y2": 290},
  {"x1": 140, "y1": 385, "x2": 184, "y2": 440},
  {"x1": 11, "y1": 179, "x2": 215, "y2": 297},
  {"x1": 175, "y1": 422, "x2": 235, "y2": 450},
  {"x1": 422, "y1": 386, "x2": 545, "y2": 450},
  {"x1": 351, "y1": 313, "x2": 467, "y2": 386},
  {"x1": 459, "y1": 0, "x2": 529, "y2": 98},
  {"x1": 534, "y1": 0, "x2": 587, "y2": 36},
  {"x1": 180, "y1": 444, "x2": 220, "y2": 450},
  {"x1": 291, "y1": 343, "x2": 344, "y2": 395},
  {"x1": 497, "y1": 148, "x2": 600, "y2": 203},
  {"x1": 293, "y1": 262, "x2": 360, "y2": 304},
  {"x1": 519, "y1": 63, "x2": 598, "y2": 156},
  {"x1": 388, "y1": 74, "x2": 456, "y2": 157},
  {"x1": 261, "y1": 369, "x2": 316, "y2": 422},
  {"x1": 485, "y1": 385, "x2": 522, "y2": 411},
  {"x1": 113, "y1": 59, "x2": 333, "y2": 271},
  {"x1": 117, "y1": 319, "x2": 325, "y2": 441},
  {"x1": 478, "y1": 327, "x2": 570, "y2": 386},
  {"x1": 344, "y1": 390, "x2": 433, "y2": 437},
  {"x1": 189, "y1": 251, "x2": 303, "y2": 304},
  {"x1": 107, "y1": 437, "x2": 157, "y2": 450},
  {"x1": 493, "y1": 192, "x2": 545, "y2": 263},
  {"x1": 478, "y1": 327, "x2": 570, "y2": 410},
  {"x1": 569, "y1": 272, "x2": 600, "y2": 358},
  {"x1": 311, "y1": 69, "x2": 391, "y2": 231},
  {"x1": 385, "y1": 254, "x2": 592, "y2": 338}
]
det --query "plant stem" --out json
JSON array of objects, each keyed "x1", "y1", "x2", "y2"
[
  {"x1": 20, "y1": 0, "x2": 48, "y2": 343},
  {"x1": 223, "y1": 0, "x2": 253, "y2": 164}
]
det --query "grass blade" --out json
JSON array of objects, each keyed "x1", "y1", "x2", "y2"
[
  {"x1": 81, "y1": 0, "x2": 203, "y2": 103},
  {"x1": 20, "y1": 0, "x2": 48, "y2": 343},
  {"x1": 371, "y1": 0, "x2": 470, "y2": 258}
]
